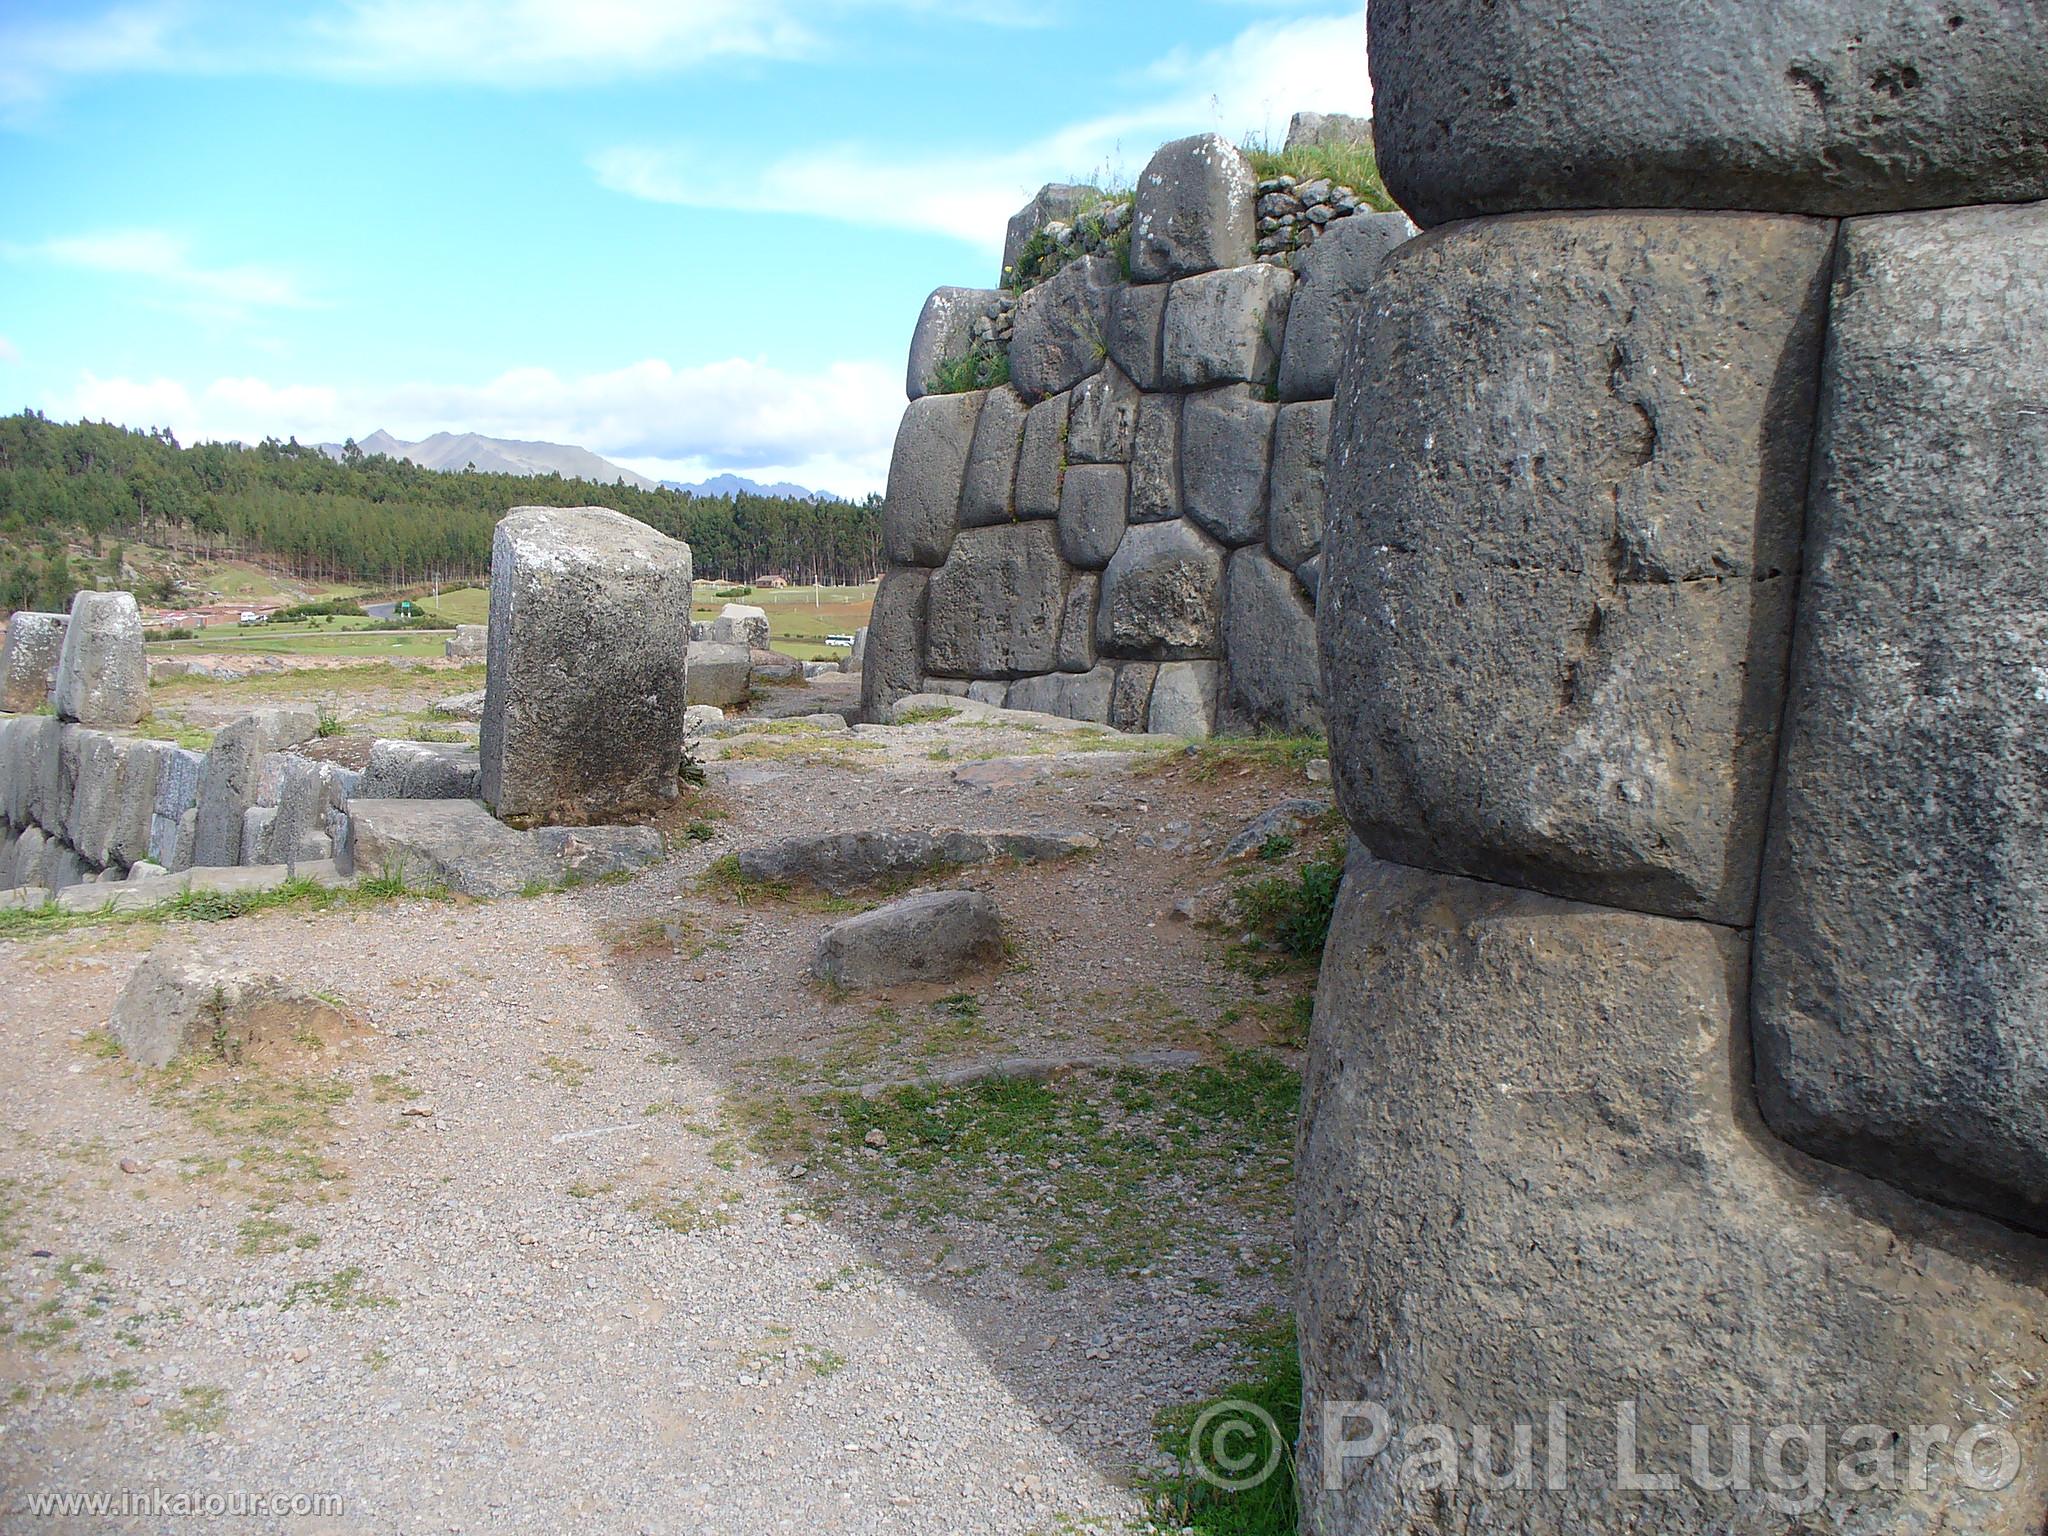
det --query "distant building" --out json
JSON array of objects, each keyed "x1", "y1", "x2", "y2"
[{"x1": 756, "y1": 575, "x2": 791, "y2": 589}]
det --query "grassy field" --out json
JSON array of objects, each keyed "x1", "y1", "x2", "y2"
[
  {"x1": 693, "y1": 582, "x2": 876, "y2": 661},
  {"x1": 149, "y1": 625, "x2": 453, "y2": 659}
]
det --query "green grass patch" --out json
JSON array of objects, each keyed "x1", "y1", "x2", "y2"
[
  {"x1": 927, "y1": 344, "x2": 1012, "y2": 396},
  {"x1": 1146, "y1": 1308, "x2": 1302, "y2": 1535},
  {"x1": 163, "y1": 1384, "x2": 230, "y2": 1434},
  {"x1": 1233, "y1": 847, "x2": 1343, "y2": 963},
  {"x1": 0, "y1": 872, "x2": 435, "y2": 939},
  {"x1": 1242, "y1": 136, "x2": 1396, "y2": 213},
  {"x1": 282, "y1": 1266, "x2": 394, "y2": 1312}
]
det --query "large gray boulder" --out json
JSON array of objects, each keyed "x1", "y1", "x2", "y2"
[
  {"x1": 812, "y1": 890, "x2": 1003, "y2": 991},
  {"x1": 1096, "y1": 519, "x2": 1225, "y2": 660},
  {"x1": 1221, "y1": 549, "x2": 1321, "y2": 735},
  {"x1": 1129, "y1": 396, "x2": 1180, "y2": 524},
  {"x1": 1129, "y1": 134, "x2": 1259, "y2": 282},
  {"x1": 51, "y1": 591, "x2": 147, "y2": 726},
  {"x1": 957, "y1": 385, "x2": 1029, "y2": 528},
  {"x1": 923, "y1": 523, "x2": 1069, "y2": 679},
  {"x1": 883, "y1": 391, "x2": 981, "y2": 567},
  {"x1": 1008, "y1": 256, "x2": 1118, "y2": 402},
  {"x1": 684, "y1": 641, "x2": 752, "y2": 708},
  {"x1": 1013, "y1": 393, "x2": 1070, "y2": 519},
  {"x1": 1, "y1": 611, "x2": 66, "y2": 713},
  {"x1": 1754, "y1": 201, "x2": 2048, "y2": 1234},
  {"x1": 193, "y1": 707, "x2": 321, "y2": 867},
  {"x1": 1181, "y1": 385, "x2": 1274, "y2": 548},
  {"x1": 1105, "y1": 282, "x2": 1168, "y2": 391},
  {"x1": 907, "y1": 286, "x2": 1000, "y2": 399},
  {"x1": 111, "y1": 953, "x2": 350, "y2": 1069},
  {"x1": 1056, "y1": 465, "x2": 1128, "y2": 571},
  {"x1": 1277, "y1": 212, "x2": 1413, "y2": 402},
  {"x1": 1267, "y1": 400, "x2": 1330, "y2": 571},
  {"x1": 707, "y1": 603, "x2": 769, "y2": 649},
  {"x1": 1367, "y1": 0, "x2": 2048, "y2": 227},
  {"x1": 860, "y1": 568, "x2": 930, "y2": 720},
  {"x1": 480, "y1": 505, "x2": 692, "y2": 825},
  {"x1": 1065, "y1": 364, "x2": 1138, "y2": 465},
  {"x1": 1146, "y1": 661, "x2": 1219, "y2": 738},
  {"x1": 1299, "y1": 854, "x2": 2048, "y2": 1535},
  {"x1": 1001, "y1": 184, "x2": 1095, "y2": 286},
  {"x1": 1321, "y1": 211, "x2": 1832, "y2": 926},
  {"x1": 1160, "y1": 264, "x2": 1294, "y2": 391}
]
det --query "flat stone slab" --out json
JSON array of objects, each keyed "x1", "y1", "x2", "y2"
[
  {"x1": 358, "y1": 739, "x2": 482, "y2": 800},
  {"x1": 812, "y1": 890, "x2": 1003, "y2": 991},
  {"x1": 345, "y1": 798, "x2": 662, "y2": 898},
  {"x1": 735, "y1": 826, "x2": 1097, "y2": 895}
]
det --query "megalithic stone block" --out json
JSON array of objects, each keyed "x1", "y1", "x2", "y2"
[
  {"x1": 1160, "y1": 263, "x2": 1295, "y2": 392},
  {"x1": 1277, "y1": 211, "x2": 1413, "y2": 403},
  {"x1": 922, "y1": 523, "x2": 1068, "y2": 679},
  {"x1": 1013, "y1": 392, "x2": 1071, "y2": 520},
  {"x1": 1299, "y1": 853, "x2": 2048, "y2": 1536},
  {"x1": 1320, "y1": 210, "x2": 1834, "y2": 925},
  {"x1": 860, "y1": 567, "x2": 930, "y2": 721},
  {"x1": 1008, "y1": 256, "x2": 1117, "y2": 402},
  {"x1": 959, "y1": 385, "x2": 1030, "y2": 529},
  {"x1": 52, "y1": 591, "x2": 147, "y2": 726},
  {"x1": 883, "y1": 391, "x2": 982, "y2": 566},
  {"x1": 1221, "y1": 548, "x2": 1322, "y2": 736},
  {"x1": 906, "y1": 286, "x2": 1000, "y2": 400},
  {"x1": 1367, "y1": 0, "x2": 2048, "y2": 227},
  {"x1": 1096, "y1": 518, "x2": 1225, "y2": 662},
  {"x1": 480, "y1": 505, "x2": 693, "y2": 824},
  {"x1": 1129, "y1": 133, "x2": 1259, "y2": 282},
  {"x1": 1, "y1": 611, "x2": 67, "y2": 713},
  {"x1": 1754, "y1": 200, "x2": 2048, "y2": 1233}
]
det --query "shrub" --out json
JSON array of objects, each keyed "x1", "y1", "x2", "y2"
[
  {"x1": 927, "y1": 343, "x2": 1012, "y2": 396},
  {"x1": 1235, "y1": 849, "x2": 1343, "y2": 961}
]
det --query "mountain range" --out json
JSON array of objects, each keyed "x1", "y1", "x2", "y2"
[{"x1": 318, "y1": 430, "x2": 834, "y2": 502}]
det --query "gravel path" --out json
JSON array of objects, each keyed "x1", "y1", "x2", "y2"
[{"x1": 0, "y1": 710, "x2": 1327, "y2": 1533}]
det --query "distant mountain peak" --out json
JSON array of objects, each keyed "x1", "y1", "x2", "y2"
[
  {"x1": 320, "y1": 430, "x2": 657, "y2": 490},
  {"x1": 661, "y1": 472, "x2": 839, "y2": 503}
]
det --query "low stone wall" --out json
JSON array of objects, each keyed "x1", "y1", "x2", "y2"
[{"x1": 872, "y1": 122, "x2": 1409, "y2": 736}]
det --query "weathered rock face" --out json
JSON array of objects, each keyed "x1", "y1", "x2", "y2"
[
  {"x1": 812, "y1": 890, "x2": 1003, "y2": 990},
  {"x1": 346, "y1": 797, "x2": 661, "y2": 896},
  {"x1": 1181, "y1": 385, "x2": 1274, "y2": 549},
  {"x1": 1267, "y1": 400, "x2": 1330, "y2": 572},
  {"x1": 1128, "y1": 396, "x2": 1180, "y2": 525},
  {"x1": 924, "y1": 523, "x2": 1069, "y2": 678},
  {"x1": 1066, "y1": 365, "x2": 1139, "y2": 465},
  {"x1": 1055, "y1": 465, "x2": 1128, "y2": 571},
  {"x1": 1129, "y1": 134, "x2": 1259, "y2": 282},
  {"x1": 111, "y1": 953, "x2": 352, "y2": 1069},
  {"x1": 1, "y1": 611, "x2": 67, "y2": 713},
  {"x1": 1221, "y1": 549, "x2": 1320, "y2": 735},
  {"x1": 1013, "y1": 393, "x2": 1070, "y2": 519},
  {"x1": 958, "y1": 385, "x2": 1029, "y2": 528},
  {"x1": 1278, "y1": 212, "x2": 1413, "y2": 403},
  {"x1": 359, "y1": 739, "x2": 482, "y2": 800},
  {"x1": 1321, "y1": 211, "x2": 1833, "y2": 925},
  {"x1": 52, "y1": 591, "x2": 147, "y2": 726},
  {"x1": 1299, "y1": 855, "x2": 2048, "y2": 1535},
  {"x1": 860, "y1": 568, "x2": 929, "y2": 720},
  {"x1": 479, "y1": 505, "x2": 693, "y2": 825},
  {"x1": 1146, "y1": 660, "x2": 1219, "y2": 738},
  {"x1": 1160, "y1": 263, "x2": 1294, "y2": 391},
  {"x1": 1096, "y1": 519, "x2": 1225, "y2": 661},
  {"x1": 1105, "y1": 283, "x2": 1168, "y2": 391},
  {"x1": 1368, "y1": 0, "x2": 2048, "y2": 227},
  {"x1": 908, "y1": 285, "x2": 1002, "y2": 399},
  {"x1": 193, "y1": 707, "x2": 321, "y2": 868},
  {"x1": 1754, "y1": 200, "x2": 2048, "y2": 1233},
  {"x1": 1009, "y1": 256, "x2": 1117, "y2": 402},
  {"x1": 883, "y1": 392, "x2": 980, "y2": 567}
]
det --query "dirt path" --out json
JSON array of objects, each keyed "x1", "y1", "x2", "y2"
[{"x1": 0, "y1": 712, "x2": 1331, "y2": 1533}]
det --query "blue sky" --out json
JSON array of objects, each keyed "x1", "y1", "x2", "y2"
[{"x1": 0, "y1": 1, "x2": 1369, "y2": 496}]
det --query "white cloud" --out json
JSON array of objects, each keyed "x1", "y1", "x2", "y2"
[
  {"x1": 57, "y1": 355, "x2": 905, "y2": 498},
  {"x1": 11, "y1": 229, "x2": 313, "y2": 313},
  {"x1": 0, "y1": 0, "x2": 1043, "y2": 112},
  {"x1": 592, "y1": 9, "x2": 1372, "y2": 249},
  {"x1": 0, "y1": 335, "x2": 19, "y2": 366}
]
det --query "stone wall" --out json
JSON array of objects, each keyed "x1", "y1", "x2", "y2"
[
  {"x1": 871, "y1": 118, "x2": 1408, "y2": 736},
  {"x1": 1302, "y1": 3, "x2": 2048, "y2": 1532}
]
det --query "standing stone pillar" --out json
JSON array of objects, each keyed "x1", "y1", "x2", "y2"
[
  {"x1": 1, "y1": 611, "x2": 68, "y2": 713},
  {"x1": 52, "y1": 591, "x2": 147, "y2": 726},
  {"x1": 1303, "y1": 4, "x2": 2048, "y2": 1532},
  {"x1": 479, "y1": 505, "x2": 692, "y2": 825}
]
